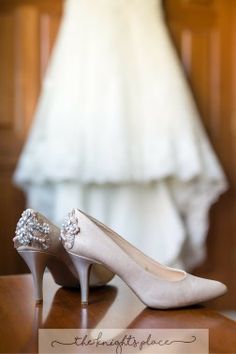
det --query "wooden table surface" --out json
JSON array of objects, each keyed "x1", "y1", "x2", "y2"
[{"x1": 0, "y1": 273, "x2": 235, "y2": 354}]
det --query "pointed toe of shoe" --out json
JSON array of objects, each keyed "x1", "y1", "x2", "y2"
[
  {"x1": 196, "y1": 277, "x2": 227, "y2": 303},
  {"x1": 179, "y1": 275, "x2": 228, "y2": 308},
  {"x1": 208, "y1": 280, "x2": 227, "y2": 299}
]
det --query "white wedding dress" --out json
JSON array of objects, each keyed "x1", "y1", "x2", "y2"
[{"x1": 14, "y1": 0, "x2": 227, "y2": 269}]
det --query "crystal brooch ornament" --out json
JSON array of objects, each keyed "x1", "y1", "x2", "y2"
[
  {"x1": 13, "y1": 209, "x2": 50, "y2": 250},
  {"x1": 60, "y1": 209, "x2": 80, "y2": 250}
]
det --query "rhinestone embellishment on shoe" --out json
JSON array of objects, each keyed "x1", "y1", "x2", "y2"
[
  {"x1": 60, "y1": 210, "x2": 80, "y2": 250},
  {"x1": 13, "y1": 209, "x2": 50, "y2": 250}
]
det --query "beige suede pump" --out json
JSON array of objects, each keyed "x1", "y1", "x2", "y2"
[{"x1": 62, "y1": 208, "x2": 227, "y2": 309}]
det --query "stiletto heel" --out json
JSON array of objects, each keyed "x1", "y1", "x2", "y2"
[
  {"x1": 18, "y1": 250, "x2": 49, "y2": 303},
  {"x1": 69, "y1": 254, "x2": 93, "y2": 306},
  {"x1": 13, "y1": 209, "x2": 114, "y2": 303}
]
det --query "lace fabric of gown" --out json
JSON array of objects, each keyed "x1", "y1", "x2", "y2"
[{"x1": 14, "y1": 0, "x2": 227, "y2": 269}]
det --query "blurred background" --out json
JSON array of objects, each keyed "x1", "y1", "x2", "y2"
[{"x1": 0, "y1": 0, "x2": 235, "y2": 313}]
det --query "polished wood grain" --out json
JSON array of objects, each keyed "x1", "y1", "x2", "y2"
[
  {"x1": 0, "y1": 0, "x2": 62, "y2": 275},
  {"x1": 0, "y1": 274, "x2": 235, "y2": 354}
]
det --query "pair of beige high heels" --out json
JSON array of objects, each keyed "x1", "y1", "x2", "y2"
[{"x1": 13, "y1": 208, "x2": 227, "y2": 309}]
